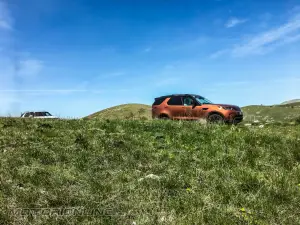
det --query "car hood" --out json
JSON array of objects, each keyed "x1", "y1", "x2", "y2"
[{"x1": 203, "y1": 104, "x2": 241, "y2": 111}]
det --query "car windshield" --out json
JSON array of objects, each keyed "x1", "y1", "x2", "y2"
[
  {"x1": 45, "y1": 112, "x2": 52, "y2": 116},
  {"x1": 194, "y1": 96, "x2": 213, "y2": 104}
]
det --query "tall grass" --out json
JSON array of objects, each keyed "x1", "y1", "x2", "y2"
[{"x1": 0, "y1": 118, "x2": 300, "y2": 224}]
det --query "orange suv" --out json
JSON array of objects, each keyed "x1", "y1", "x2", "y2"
[{"x1": 152, "y1": 94, "x2": 243, "y2": 124}]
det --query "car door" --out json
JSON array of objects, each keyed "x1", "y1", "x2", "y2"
[
  {"x1": 166, "y1": 96, "x2": 184, "y2": 119},
  {"x1": 182, "y1": 96, "x2": 197, "y2": 119},
  {"x1": 182, "y1": 96, "x2": 204, "y2": 119}
]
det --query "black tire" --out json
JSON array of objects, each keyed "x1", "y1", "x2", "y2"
[
  {"x1": 232, "y1": 118, "x2": 240, "y2": 125},
  {"x1": 159, "y1": 114, "x2": 170, "y2": 120},
  {"x1": 207, "y1": 113, "x2": 224, "y2": 124}
]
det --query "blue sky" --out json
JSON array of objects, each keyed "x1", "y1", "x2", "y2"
[{"x1": 1, "y1": 0, "x2": 300, "y2": 117}]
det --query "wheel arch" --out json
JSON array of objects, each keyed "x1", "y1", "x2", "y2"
[
  {"x1": 207, "y1": 111, "x2": 225, "y2": 119},
  {"x1": 159, "y1": 113, "x2": 170, "y2": 118}
]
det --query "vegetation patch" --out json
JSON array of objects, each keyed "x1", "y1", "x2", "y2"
[{"x1": 0, "y1": 118, "x2": 300, "y2": 224}]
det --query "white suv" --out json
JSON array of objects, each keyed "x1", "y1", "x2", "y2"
[{"x1": 21, "y1": 111, "x2": 58, "y2": 119}]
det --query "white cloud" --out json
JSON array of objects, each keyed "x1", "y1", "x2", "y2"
[
  {"x1": 17, "y1": 59, "x2": 43, "y2": 77},
  {"x1": 0, "y1": 2, "x2": 44, "y2": 115},
  {"x1": 232, "y1": 14, "x2": 300, "y2": 56},
  {"x1": 225, "y1": 17, "x2": 247, "y2": 28},
  {"x1": 0, "y1": 1, "x2": 16, "y2": 115},
  {"x1": 212, "y1": 13, "x2": 300, "y2": 58},
  {"x1": 0, "y1": 1, "x2": 12, "y2": 30}
]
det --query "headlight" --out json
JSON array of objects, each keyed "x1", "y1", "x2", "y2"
[{"x1": 218, "y1": 106, "x2": 234, "y2": 110}]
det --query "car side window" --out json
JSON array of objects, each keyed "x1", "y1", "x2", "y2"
[
  {"x1": 167, "y1": 96, "x2": 183, "y2": 105},
  {"x1": 153, "y1": 97, "x2": 166, "y2": 106},
  {"x1": 183, "y1": 97, "x2": 194, "y2": 106},
  {"x1": 34, "y1": 112, "x2": 42, "y2": 117}
]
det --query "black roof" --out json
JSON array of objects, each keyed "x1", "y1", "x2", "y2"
[{"x1": 155, "y1": 94, "x2": 201, "y2": 99}]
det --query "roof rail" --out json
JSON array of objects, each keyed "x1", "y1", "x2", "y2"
[{"x1": 156, "y1": 94, "x2": 200, "y2": 99}]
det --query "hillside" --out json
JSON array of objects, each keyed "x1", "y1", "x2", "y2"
[
  {"x1": 0, "y1": 118, "x2": 300, "y2": 224},
  {"x1": 242, "y1": 104, "x2": 300, "y2": 123},
  {"x1": 86, "y1": 103, "x2": 300, "y2": 124},
  {"x1": 87, "y1": 104, "x2": 152, "y2": 120},
  {"x1": 278, "y1": 102, "x2": 300, "y2": 108},
  {"x1": 281, "y1": 99, "x2": 300, "y2": 105}
]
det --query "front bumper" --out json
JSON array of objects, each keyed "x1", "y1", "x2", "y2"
[{"x1": 227, "y1": 112, "x2": 243, "y2": 124}]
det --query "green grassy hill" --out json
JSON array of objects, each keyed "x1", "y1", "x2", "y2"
[
  {"x1": 0, "y1": 118, "x2": 300, "y2": 224},
  {"x1": 87, "y1": 104, "x2": 151, "y2": 120},
  {"x1": 86, "y1": 102, "x2": 300, "y2": 124},
  {"x1": 281, "y1": 99, "x2": 300, "y2": 105},
  {"x1": 242, "y1": 104, "x2": 300, "y2": 124},
  {"x1": 278, "y1": 102, "x2": 300, "y2": 107}
]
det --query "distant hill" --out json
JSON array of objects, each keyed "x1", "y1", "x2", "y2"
[
  {"x1": 86, "y1": 104, "x2": 151, "y2": 120},
  {"x1": 281, "y1": 99, "x2": 300, "y2": 105}
]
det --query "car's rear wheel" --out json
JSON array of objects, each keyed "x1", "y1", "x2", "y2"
[{"x1": 207, "y1": 113, "x2": 224, "y2": 124}]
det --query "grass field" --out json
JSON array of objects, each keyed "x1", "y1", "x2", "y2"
[
  {"x1": 243, "y1": 103, "x2": 300, "y2": 124},
  {"x1": 1, "y1": 118, "x2": 300, "y2": 224}
]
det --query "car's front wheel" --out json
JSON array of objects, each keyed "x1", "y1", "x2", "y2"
[
  {"x1": 159, "y1": 114, "x2": 170, "y2": 120},
  {"x1": 207, "y1": 113, "x2": 224, "y2": 124}
]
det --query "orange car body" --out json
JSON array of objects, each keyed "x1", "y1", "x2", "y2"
[{"x1": 152, "y1": 94, "x2": 243, "y2": 124}]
